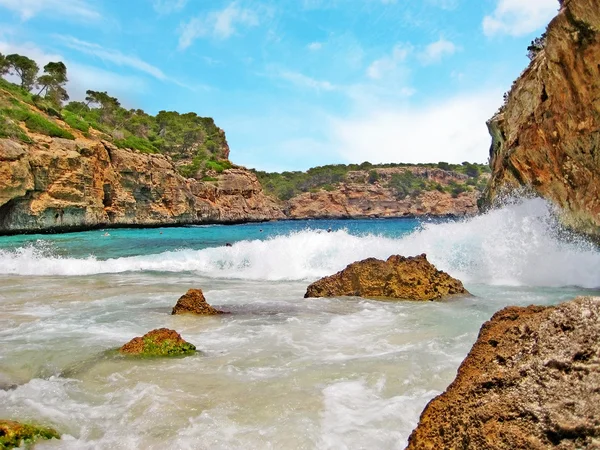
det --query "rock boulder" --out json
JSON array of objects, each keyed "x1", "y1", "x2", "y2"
[
  {"x1": 119, "y1": 328, "x2": 196, "y2": 357},
  {"x1": 407, "y1": 296, "x2": 600, "y2": 449},
  {"x1": 304, "y1": 254, "x2": 468, "y2": 300},
  {"x1": 0, "y1": 420, "x2": 59, "y2": 449},
  {"x1": 172, "y1": 288, "x2": 225, "y2": 315}
]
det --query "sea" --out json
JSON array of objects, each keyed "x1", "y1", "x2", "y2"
[{"x1": 0, "y1": 197, "x2": 599, "y2": 449}]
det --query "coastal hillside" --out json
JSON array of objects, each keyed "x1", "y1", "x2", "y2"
[
  {"x1": 0, "y1": 52, "x2": 489, "y2": 233},
  {"x1": 483, "y1": 0, "x2": 600, "y2": 239},
  {"x1": 0, "y1": 68, "x2": 283, "y2": 233},
  {"x1": 255, "y1": 163, "x2": 490, "y2": 218}
]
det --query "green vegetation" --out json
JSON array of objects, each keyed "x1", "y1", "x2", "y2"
[
  {"x1": 527, "y1": 32, "x2": 547, "y2": 60},
  {"x1": 253, "y1": 161, "x2": 490, "y2": 201},
  {"x1": 0, "y1": 420, "x2": 60, "y2": 449},
  {"x1": 0, "y1": 51, "x2": 229, "y2": 178},
  {"x1": 139, "y1": 335, "x2": 196, "y2": 357},
  {"x1": 1, "y1": 106, "x2": 74, "y2": 139}
]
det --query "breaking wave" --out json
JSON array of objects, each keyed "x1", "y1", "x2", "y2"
[{"x1": 0, "y1": 198, "x2": 598, "y2": 288}]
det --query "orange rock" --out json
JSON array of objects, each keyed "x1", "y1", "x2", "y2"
[
  {"x1": 172, "y1": 288, "x2": 225, "y2": 315},
  {"x1": 407, "y1": 297, "x2": 600, "y2": 450},
  {"x1": 483, "y1": 0, "x2": 600, "y2": 239},
  {"x1": 119, "y1": 328, "x2": 196, "y2": 357},
  {"x1": 304, "y1": 254, "x2": 468, "y2": 301}
]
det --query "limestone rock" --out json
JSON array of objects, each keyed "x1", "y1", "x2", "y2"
[
  {"x1": 482, "y1": 0, "x2": 600, "y2": 239},
  {"x1": 0, "y1": 134, "x2": 284, "y2": 233},
  {"x1": 407, "y1": 296, "x2": 600, "y2": 450},
  {"x1": 286, "y1": 167, "x2": 480, "y2": 219},
  {"x1": 119, "y1": 328, "x2": 196, "y2": 357},
  {"x1": 0, "y1": 420, "x2": 59, "y2": 449},
  {"x1": 172, "y1": 288, "x2": 225, "y2": 315},
  {"x1": 304, "y1": 254, "x2": 468, "y2": 300}
]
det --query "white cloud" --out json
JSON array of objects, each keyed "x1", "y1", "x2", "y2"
[
  {"x1": 0, "y1": 0, "x2": 99, "y2": 21},
  {"x1": 366, "y1": 44, "x2": 412, "y2": 80},
  {"x1": 178, "y1": 2, "x2": 259, "y2": 49},
  {"x1": 483, "y1": 0, "x2": 559, "y2": 37},
  {"x1": 54, "y1": 36, "x2": 167, "y2": 80},
  {"x1": 418, "y1": 38, "x2": 458, "y2": 65},
  {"x1": 152, "y1": 0, "x2": 187, "y2": 14},
  {"x1": 277, "y1": 70, "x2": 336, "y2": 91},
  {"x1": 329, "y1": 90, "x2": 502, "y2": 164},
  {"x1": 307, "y1": 42, "x2": 322, "y2": 51}
]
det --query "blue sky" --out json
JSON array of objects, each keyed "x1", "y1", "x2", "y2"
[{"x1": 0, "y1": 0, "x2": 559, "y2": 171}]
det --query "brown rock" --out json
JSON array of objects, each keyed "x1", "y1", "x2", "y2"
[
  {"x1": 483, "y1": 0, "x2": 600, "y2": 239},
  {"x1": 0, "y1": 135, "x2": 284, "y2": 233},
  {"x1": 304, "y1": 254, "x2": 468, "y2": 300},
  {"x1": 172, "y1": 288, "x2": 225, "y2": 315},
  {"x1": 0, "y1": 419, "x2": 59, "y2": 448},
  {"x1": 286, "y1": 167, "x2": 480, "y2": 219},
  {"x1": 407, "y1": 296, "x2": 600, "y2": 450},
  {"x1": 119, "y1": 328, "x2": 196, "y2": 357}
]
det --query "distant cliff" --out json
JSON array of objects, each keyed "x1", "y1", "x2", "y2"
[
  {"x1": 284, "y1": 167, "x2": 483, "y2": 219},
  {"x1": 483, "y1": 0, "x2": 600, "y2": 238}
]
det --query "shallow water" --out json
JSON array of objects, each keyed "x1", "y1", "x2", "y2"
[{"x1": 0, "y1": 199, "x2": 598, "y2": 449}]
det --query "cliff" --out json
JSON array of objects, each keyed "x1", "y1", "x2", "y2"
[
  {"x1": 406, "y1": 296, "x2": 600, "y2": 449},
  {"x1": 483, "y1": 0, "x2": 600, "y2": 238},
  {"x1": 0, "y1": 135, "x2": 284, "y2": 234},
  {"x1": 284, "y1": 167, "x2": 484, "y2": 219}
]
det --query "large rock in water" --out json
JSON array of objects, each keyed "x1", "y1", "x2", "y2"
[
  {"x1": 172, "y1": 288, "x2": 225, "y2": 315},
  {"x1": 407, "y1": 297, "x2": 600, "y2": 450},
  {"x1": 119, "y1": 328, "x2": 196, "y2": 357},
  {"x1": 0, "y1": 420, "x2": 59, "y2": 449},
  {"x1": 304, "y1": 254, "x2": 468, "y2": 300},
  {"x1": 482, "y1": 0, "x2": 600, "y2": 239}
]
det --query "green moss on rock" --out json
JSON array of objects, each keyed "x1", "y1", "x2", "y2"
[
  {"x1": 0, "y1": 420, "x2": 59, "y2": 449},
  {"x1": 119, "y1": 328, "x2": 196, "y2": 357}
]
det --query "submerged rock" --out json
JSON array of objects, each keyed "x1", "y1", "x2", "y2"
[
  {"x1": 172, "y1": 288, "x2": 225, "y2": 315},
  {"x1": 304, "y1": 254, "x2": 468, "y2": 300},
  {"x1": 119, "y1": 328, "x2": 196, "y2": 357},
  {"x1": 0, "y1": 420, "x2": 59, "y2": 449},
  {"x1": 407, "y1": 296, "x2": 600, "y2": 450}
]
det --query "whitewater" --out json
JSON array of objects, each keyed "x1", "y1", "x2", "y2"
[{"x1": 0, "y1": 198, "x2": 598, "y2": 449}]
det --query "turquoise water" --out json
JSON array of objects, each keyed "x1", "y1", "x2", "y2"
[
  {"x1": 0, "y1": 218, "x2": 422, "y2": 259},
  {"x1": 0, "y1": 198, "x2": 598, "y2": 449}
]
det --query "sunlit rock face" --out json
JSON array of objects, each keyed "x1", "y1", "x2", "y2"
[
  {"x1": 0, "y1": 136, "x2": 284, "y2": 234},
  {"x1": 407, "y1": 296, "x2": 600, "y2": 450},
  {"x1": 482, "y1": 0, "x2": 600, "y2": 239},
  {"x1": 305, "y1": 254, "x2": 469, "y2": 301}
]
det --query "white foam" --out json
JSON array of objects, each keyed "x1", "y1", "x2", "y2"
[{"x1": 0, "y1": 198, "x2": 598, "y2": 287}]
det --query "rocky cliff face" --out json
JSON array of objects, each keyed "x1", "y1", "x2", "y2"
[
  {"x1": 0, "y1": 134, "x2": 284, "y2": 234},
  {"x1": 483, "y1": 0, "x2": 600, "y2": 238},
  {"x1": 287, "y1": 168, "x2": 480, "y2": 219},
  {"x1": 407, "y1": 296, "x2": 600, "y2": 450}
]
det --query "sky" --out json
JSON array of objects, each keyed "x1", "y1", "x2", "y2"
[{"x1": 0, "y1": 0, "x2": 560, "y2": 171}]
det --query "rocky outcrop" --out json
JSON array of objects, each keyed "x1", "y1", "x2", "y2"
[
  {"x1": 287, "y1": 188, "x2": 478, "y2": 219},
  {"x1": 0, "y1": 135, "x2": 284, "y2": 234},
  {"x1": 483, "y1": 0, "x2": 600, "y2": 238},
  {"x1": 407, "y1": 296, "x2": 600, "y2": 450},
  {"x1": 304, "y1": 254, "x2": 468, "y2": 300},
  {"x1": 287, "y1": 167, "x2": 481, "y2": 219},
  {"x1": 119, "y1": 328, "x2": 196, "y2": 357},
  {"x1": 172, "y1": 288, "x2": 225, "y2": 315},
  {"x1": 0, "y1": 420, "x2": 59, "y2": 449}
]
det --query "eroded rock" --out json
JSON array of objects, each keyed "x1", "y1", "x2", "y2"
[
  {"x1": 172, "y1": 288, "x2": 225, "y2": 315},
  {"x1": 0, "y1": 420, "x2": 59, "y2": 449},
  {"x1": 119, "y1": 328, "x2": 196, "y2": 357},
  {"x1": 304, "y1": 254, "x2": 468, "y2": 300},
  {"x1": 483, "y1": 0, "x2": 600, "y2": 239},
  {"x1": 407, "y1": 296, "x2": 600, "y2": 450}
]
